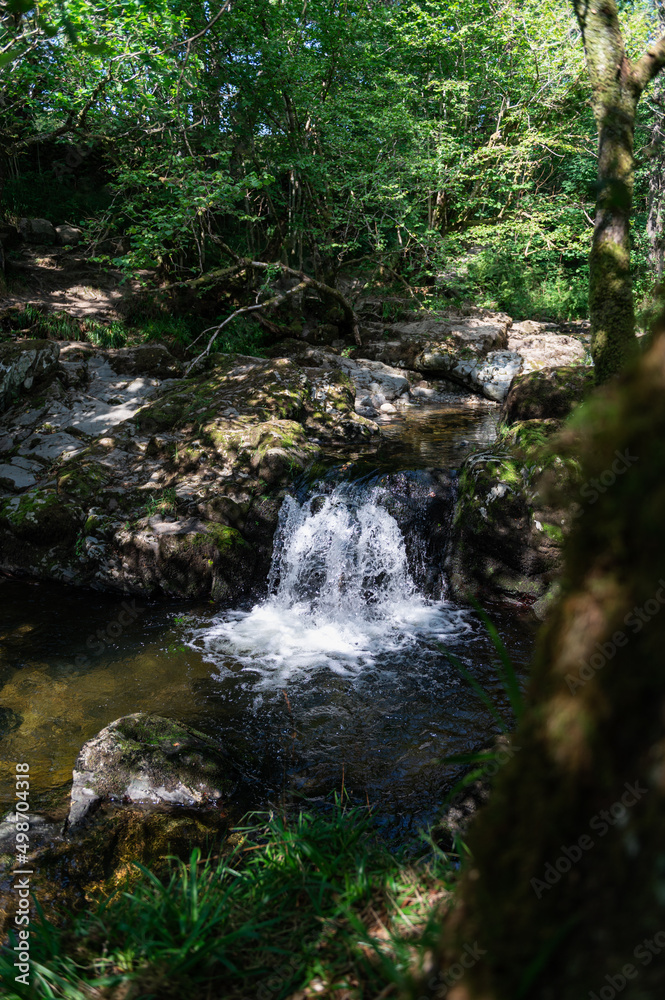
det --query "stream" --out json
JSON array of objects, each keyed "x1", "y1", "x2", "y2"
[{"x1": 0, "y1": 401, "x2": 535, "y2": 831}]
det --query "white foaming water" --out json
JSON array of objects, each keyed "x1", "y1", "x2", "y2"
[{"x1": 193, "y1": 484, "x2": 471, "y2": 684}]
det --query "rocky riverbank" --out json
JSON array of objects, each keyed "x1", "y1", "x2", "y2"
[{"x1": 0, "y1": 286, "x2": 592, "y2": 603}]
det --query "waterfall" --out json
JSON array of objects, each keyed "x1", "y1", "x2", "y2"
[
  {"x1": 268, "y1": 488, "x2": 416, "y2": 616},
  {"x1": 195, "y1": 481, "x2": 471, "y2": 682}
]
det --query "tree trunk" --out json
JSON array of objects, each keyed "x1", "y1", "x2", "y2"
[
  {"x1": 647, "y1": 6, "x2": 665, "y2": 283},
  {"x1": 420, "y1": 329, "x2": 665, "y2": 999},
  {"x1": 646, "y1": 109, "x2": 665, "y2": 281},
  {"x1": 573, "y1": 1, "x2": 641, "y2": 382}
]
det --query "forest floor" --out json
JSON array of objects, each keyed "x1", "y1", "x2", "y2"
[{"x1": 0, "y1": 245, "x2": 139, "y2": 323}]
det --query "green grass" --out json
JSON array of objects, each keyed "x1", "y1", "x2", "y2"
[
  {"x1": 0, "y1": 305, "x2": 127, "y2": 348},
  {"x1": 0, "y1": 301, "x2": 270, "y2": 358},
  {"x1": 0, "y1": 801, "x2": 455, "y2": 1000},
  {"x1": 142, "y1": 488, "x2": 178, "y2": 520}
]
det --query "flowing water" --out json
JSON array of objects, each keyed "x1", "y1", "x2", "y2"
[{"x1": 0, "y1": 402, "x2": 535, "y2": 830}]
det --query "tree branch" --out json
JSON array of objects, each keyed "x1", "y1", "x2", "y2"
[
  {"x1": 631, "y1": 33, "x2": 665, "y2": 93},
  {"x1": 172, "y1": 258, "x2": 362, "y2": 351},
  {"x1": 185, "y1": 280, "x2": 309, "y2": 374}
]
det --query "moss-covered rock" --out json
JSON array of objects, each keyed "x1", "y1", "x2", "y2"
[
  {"x1": 446, "y1": 418, "x2": 578, "y2": 605},
  {"x1": 0, "y1": 347, "x2": 380, "y2": 598},
  {"x1": 68, "y1": 712, "x2": 239, "y2": 828},
  {"x1": 503, "y1": 364, "x2": 595, "y2": 424},
  {"x1": 0, "y1": 488, "x2": 81, "y2": 545},
  {"x1": 0, "y1": 804, "x2": 231, "y2": 935}
]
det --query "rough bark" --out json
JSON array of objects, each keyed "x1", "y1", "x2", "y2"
[
  {"x1": 647, "y1": 5, "x2": 665, "y2": 282},
  {"x1": 420, "y1": 329, "x2": 665, "y2": 999},
  {"x1": 647, "y1": 104, "x2": 665, "y2": 281},
  {"x1": 573, "y1": 1, "x2": 665, "y2": 382}
]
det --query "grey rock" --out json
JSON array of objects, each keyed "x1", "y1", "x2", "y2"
[
  {"x1": 18, "y1": 430, "x2": 83, "y2": 462},
  {"x1": 18, "y1": 218, "x2": 57, "y2": 245},
  {"x1": 0, "y1": 340, "x2": 60, "y2": 411},
  {"x1": 507, "y1": 328, "x2": 588, "y2": 373},
  {"x1": 55, "y1": 224, "x2": 83, "y2": 246},
  {"x1": 337, "y1": 357, "x2": 410, "y2": 413},
  {"x1": 0, "y1": 457, "x2": 43, "y2": 491},
  {"x1": 417, "y1": 348, "x2": 523, "y2": 402},
  {"x1": 67, "y1": 712, "x2": 238, "y2": 828}
]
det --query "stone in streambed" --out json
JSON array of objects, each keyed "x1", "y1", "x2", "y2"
[{"x1": 67, "y1": 712, "x2": 238, "y2": 828}]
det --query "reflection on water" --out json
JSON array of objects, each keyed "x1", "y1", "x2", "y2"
[
  {"x1": 376, "y1": 400, "x2": 499, "y2": 468},
  {"x1": 0, "y1": 578, "x2": 533, "y2": 823}
]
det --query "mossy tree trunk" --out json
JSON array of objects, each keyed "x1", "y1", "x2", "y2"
[
  {"x1": 647, "y1": 4, "x2": 665, "y2": 283},
  {"x1": 573, "y1": 1, "x2": 665, "y2": 382},
  {"x1": 420, "y1": 333, "x2": 665, "y2": 999}
]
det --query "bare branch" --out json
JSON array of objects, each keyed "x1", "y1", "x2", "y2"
[
  {"x1": 185, "y1": 280, "x2": 309, "y2": 375},
  {"x1": 173, "y1": 258, "x2": 363, "y2": 352}
]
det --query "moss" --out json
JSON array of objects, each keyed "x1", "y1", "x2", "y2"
[
  {"x1": 432, "y1": 336, "x2": 665, "y2": 1000},
  {"x1": 539, "y1": 520, "x2": 564, "y2": 544},
  {"x1": 503, "y1": 366, "x2": 595, "y2": 425},
  {"x1": 0, "y1": 488, "x2": 80, "y2": 544},
  {"x1": 204, "y1": 523, "x2": 248, "y2": 551},
  {"x1": 58, "y1": 460, "x2": 110, "y2": 500}
]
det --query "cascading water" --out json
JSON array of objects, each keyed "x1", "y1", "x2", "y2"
[{"x1": 194, "y1": 480, "x2": 472, "y2": 683}]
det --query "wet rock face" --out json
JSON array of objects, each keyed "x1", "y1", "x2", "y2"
[
  {"x1": 444, "y1": 366, "x2": 597, "y2": 608},
  {"x1": 446, "y1": 418, "x2": 575, "y2": 607},
  {"x1": 373, "y1": 469, "x2": 455, "y2": 597},
  {"x1": 0, "y1": 341, "x2": 378, "y2": 598},
  {"x1": 68, "y1": 712, "x2": 238, "y2": 828}
]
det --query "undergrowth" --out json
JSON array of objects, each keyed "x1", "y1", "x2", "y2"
[
  {"x1": 0, "y1": 801, "x2": 455, "y2": 1000},
  {"x1": 0, "y1": 303, "x2": 271, "y2": 358}
]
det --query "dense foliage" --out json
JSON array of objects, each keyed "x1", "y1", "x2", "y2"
[{"x1": 0, "y1": 0, "x2": 661, "y2": 321}]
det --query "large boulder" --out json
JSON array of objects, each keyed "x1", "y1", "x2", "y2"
[
  {"x1": 446, "y1": 418, "x2": 578, "y2": 606},
  {"x1": 508, "y1": 321, "x2": 588, "y2": 372},
  {"x1": 355, "y1": 307, "x2": 589, "y2": 403},
  {"x1": 357, "y1": 312, "x2": 511, "y2": 380},
  {"x1": 55, "y1": 224, "x2": 83, "y2": 246},
  {"x1": 106, "y1": 342, "x2": 183, "y2": 378},
  {"x1": 446, "y1": 450, "x2": 557, "y2": 601},
  {"x1": 417, "y1": 348, "x2": 523, "y2": 402},
  {"x1": 503, "y1": 365, "x2": 595, "y2": 425},
  {"x1": 18, "y1": 217, "x2": 57, "y2": 245},
  {"x1": 67, "y1": 713, "x2": 238, "y2": 828},
  {"x1": 0, "y1": 339, "x2": 60, "y2": 411}
]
